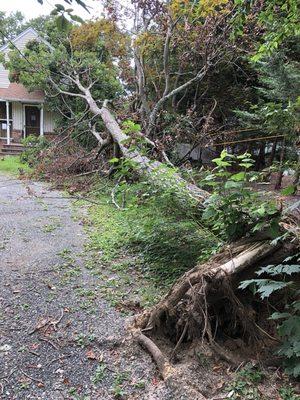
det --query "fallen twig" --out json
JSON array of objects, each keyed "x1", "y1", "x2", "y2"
[
  {"x1": 21, "y1": 369, "x2": 44, "y2": 384},
  {"x1": 46, "y1": 354, "x2": 70, "y2": 367},
  {"x1": 39, "y1": 337, "x2": 59, "y2": 350},
  {"x1": 50, "y1": 309, "x2": 64, "y2": 331},
  {"x1": 29, "y1": 318, "x2": 50, "y2": 335}
]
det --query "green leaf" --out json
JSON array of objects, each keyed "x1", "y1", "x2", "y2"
[
  {"x1": 240, "y1": 279, "x2": 291, "y2": 299},
  {"x1": 55, "y1": 3, "x2": 65, "y2": 11},
  {"x1": 109, "y1": 158, "x2": 119, "y2": 164},
  {"x1": 212, "y1": 159, "x2": 231, "y2": 167},
  {"x1": 271, "y1": 312, "x2": 291, "y2": 320},
  {"x1": 239, "y1": 162, "x2": 253, "y2": 169},
  {"x1": 281, "y1": 185, "x2": 296, "y2": 196},
  {"x1": 231, "y1": 172, "x2": 246, "y2": 181},
  {"x1": 224, "y1": 181, "x2": 243, "y2": 189},
  {"x1": 70, "y1": 14, "x2": 84, "y2": 23}
]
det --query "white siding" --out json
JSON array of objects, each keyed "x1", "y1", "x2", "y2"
[
  {"x1": 12, "y1": 102, "x2": 23, "y2": 130},
  {"x1": 0, "y1": 64, "x2": 10, "y2": 89},
  {"x1": 12, "y1": 29, "x2": 39, "y2": 53},
  {"x1": 44, "y1": 109, "x2": 55, "y2": 133}
]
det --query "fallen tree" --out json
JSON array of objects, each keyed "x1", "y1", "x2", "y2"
[
  {"x1": 7, "y1": 20, "x2": 299, "y2": 394},
  {"x1": 64, "y1": 80, "x2": 299, "y2": 373}
]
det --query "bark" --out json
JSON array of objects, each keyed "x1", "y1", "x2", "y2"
[
  {"x1": 268, "y1": 139, "x2": 277, "y2": 166},
  {"x1": 147, "y1": 67, "x2": 208, "y2": 134},
  {"x1": 134, "y1": 51, "x2": 151, "y2": 120},
  {"x1": 141, "y1": 240, "x2": 279, "y2": 333},
  {"x1": 72, "y1": 80, "x2": 209, "y2": 208},
  {"x1": 275, "y1": 140, "x2": 286, "y2": 190},
  {"x1": 292, "y1": 152, "x2": 300, "y2": 193}
]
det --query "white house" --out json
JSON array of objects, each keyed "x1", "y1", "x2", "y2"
[{"x1": 0, "y1": 27, "x2": 56, "y2": 152}]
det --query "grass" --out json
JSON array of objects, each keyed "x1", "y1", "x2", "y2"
[
  {"x1": 0, "y1": 155, "x2": 32, "y2": 176},
  {"x1": 81, "y1": 179, "x2": 220, "y2": 307},
  {"x1": 88, "y1": 180, "x2": 219, "y2": 280}
]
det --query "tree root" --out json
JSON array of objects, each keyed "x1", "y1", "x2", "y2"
[
  {"x1": 137, "y1": 333, "x2": 174, "y2": 379},
  {"x1": 132, "y1": 237, "x2": 295, "y2": 396},
  {"x1": 136, "y1": 332, "x2": 208, "y2": 399},
  {"x1": 140, "y1": 240, "x2": 279, "y2": 336}
]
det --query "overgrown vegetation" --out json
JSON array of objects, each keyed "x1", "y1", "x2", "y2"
[
  {"x1": 200, "y1": 150, "x2": 279, "y2": 241},
  {"x1": 20, "y1": 135, "x2": 49, "y2": 166},
  {"x1": 87, "y1": 179, "x2": 219, "y2": 286},
  {"x1": 241, "y1": 254, "x2": 300, "y2": 378}
]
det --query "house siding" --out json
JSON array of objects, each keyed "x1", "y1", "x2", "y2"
[
  {"x1": 44, "y1": 109, "x2": 55, "y2": 133},
  {"x1": 10, "y1": 102, "x2": 55, "y2": 137},
  {"x1": 10, "y1": 29, "x2": 39, "y2": 53},
  {"x1": 0, "y1": 64, "x2": 10, "y2": 89},
  {"x1": 12, "y1": 102, "x2": 23, "y2": 130}
]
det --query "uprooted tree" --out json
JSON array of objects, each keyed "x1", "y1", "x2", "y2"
[{"x1": 6, "y1": 0, "x2": 300, "y2": 391}]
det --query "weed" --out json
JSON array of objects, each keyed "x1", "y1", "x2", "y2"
[
  {"x1": 91, "y1": 362, "x2": 107, "y2": 384},
  {"x1": 75, "y1": 333, "x2": 96, "y2": 348},
  {"x1": 42, "y1": 223, "x2": 60, "y2": 233},
  {"x1": 20, "y1": 303, "x2": 30, "y2": 311},
  {"x1": 238, "y1": 364, "x2": 264, "y2": 383},
  {"x1": 279, "y1": 386, "x2": 300, "y2": 400},
  {"x1": 112, "y1": 371, "x2": 130, "y2": 398},
  {"x1": 195, "y1": 351, "x2": 210, "y2": 367},
  {"x1": 132, "y1": 380, "x2": 145, "y2": 389},
  {"x1": 226, "y1": 365, "x2": 264, "y2": 399}
]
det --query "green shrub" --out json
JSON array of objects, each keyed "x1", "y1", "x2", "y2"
[
  {"x1": 20, "y1": 134, "x2": 49, "y2": 166},
  {"x1": 240, "y1": 254, "x2": 300, "y2": 378},
  {"x1": 199, "y1": 150, "x2": 279, "y2": 241}
]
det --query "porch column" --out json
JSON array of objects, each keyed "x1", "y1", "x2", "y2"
[
  {"x1": 6, "y1": 101, "x2": 10, "y2": 145},
  {"x1": 40, "y1": 104, "x2": 44, "y2": 136}
]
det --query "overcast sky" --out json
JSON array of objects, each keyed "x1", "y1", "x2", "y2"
[{"x1": 0, "y1": 0, "x2": 103, "y2": 21}]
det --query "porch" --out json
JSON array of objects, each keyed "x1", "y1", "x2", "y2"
[{"x1": 0, "y1": 100, "x2": 45, "y2": 146}]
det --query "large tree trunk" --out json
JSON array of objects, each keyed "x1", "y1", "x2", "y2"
[{"x1": 75, "y1": 83, "x2": 209, "y2": 209}]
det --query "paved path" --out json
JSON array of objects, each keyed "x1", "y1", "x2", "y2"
[{"x1": 0, "y1": 174, "x2": 167, "y2": 400}]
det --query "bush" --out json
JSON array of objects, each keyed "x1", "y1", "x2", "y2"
[
  {"x1": 199, "y1": 150, "x2": 279, "y2": 241},
  {"x1": 240, "y1": 253, "x2": 300, "y2": 378},
  {"x1": 20, "y1": 135, "x2": 49, "y2": 166}
]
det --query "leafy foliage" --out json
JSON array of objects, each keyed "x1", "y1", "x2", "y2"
[
  {"x1": 200, "y1": 150, "x2": 279, "y2": 241},
  {"x1": 240, "y1": 254, "x2": 300, "y2": 377},
  {"x1": 20, "y1": 135, "x2": 49, "y2": 167}
]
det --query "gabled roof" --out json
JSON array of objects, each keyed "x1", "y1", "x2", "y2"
[{"x1": 0, "y1": 27, "x2": 53, "y2": 52}]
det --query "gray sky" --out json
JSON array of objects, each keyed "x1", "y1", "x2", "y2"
[{"x1": 0, "y1": 0, "x2": 103, "y2": 21}]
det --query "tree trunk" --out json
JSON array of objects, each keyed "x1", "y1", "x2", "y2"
[
  {"x1": 75, "y1": 84, "x2": 210, "y2": 209},
  {"x1": 269, "y1": 139, "x2": 277, "y2": 166},
  {"x1": 275, "y1": 140, "x2": 286, "y2": 190},
  {"x1": 137, "y1": 240, "x2": 280, "y2": 335}
]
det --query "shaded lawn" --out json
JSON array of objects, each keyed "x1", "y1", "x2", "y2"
[{"x1": 0, "y1": 155, "x2": 31, "y2": 176}]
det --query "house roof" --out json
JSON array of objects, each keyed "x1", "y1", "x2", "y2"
[
  {"x1": 0, "y1": 27, "x2": 54, "y2": 52},
  {"x1": 0, "y1": 83, "x2": 45, "y2": 103}
]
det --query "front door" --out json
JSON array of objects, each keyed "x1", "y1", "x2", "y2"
[{"x1": 25, "y1": 106, "x2": 40, "y2": 136}]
